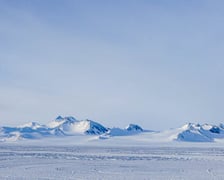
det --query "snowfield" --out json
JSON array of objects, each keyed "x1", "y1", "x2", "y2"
[
  {"x1": 1, "y1": 116, "x2": 224, "y2": 179},
  {"x1": 1, "y1": 140, "x2": 224, "y2": 180}
]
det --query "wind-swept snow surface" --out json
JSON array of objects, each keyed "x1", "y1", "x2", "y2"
[{"x1": 0, "y1": 144, "x2": 224, "y2": 180}]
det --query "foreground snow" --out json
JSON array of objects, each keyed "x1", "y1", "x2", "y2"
[{"x1": 0, "y1": 142, "x2": 224, "y2": 180}]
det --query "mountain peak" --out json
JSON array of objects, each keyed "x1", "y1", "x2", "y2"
[
  {"x1": 55, "y1": 116, "x2": 63, "y2": 121},
  {"x1": 126, "y1": 124, "x2": 143, "y2": 132}
]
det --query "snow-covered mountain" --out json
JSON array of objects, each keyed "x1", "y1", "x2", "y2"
[
  {"x1": 0, "y1": 123, "x2": 52, "y2": 141},
  {"x1": 48, "y1": 116, "x2": 108, "y2": 135},
  {"x1": 100, "y1": 124, "x2": 144, "y2": 138},
  {"x1": 126, "y1": 124, "x2": 143, "y2": 132},
  {"x1": 167, "y1": 123, "x2": 224, "y2": 142},
  {"x1": 48, "y1": 116, "x2": 78, "y2": 128},
  {"x1": 1, "y1": 117, "x2": 224, "y2": 143},
  {"x1": 0, "y1": 116, "x2": 110, "y2": 141}
]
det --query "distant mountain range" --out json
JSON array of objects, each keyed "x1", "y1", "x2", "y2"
[{"x1": 1, "y1": 116, "x2": 224, "y2": 142}]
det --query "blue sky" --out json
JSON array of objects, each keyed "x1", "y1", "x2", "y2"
[{"x1": 1, "y1": 0, "x2": 224, "y2": 130}]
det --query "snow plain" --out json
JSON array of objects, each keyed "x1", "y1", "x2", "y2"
[
  {"x1": 1, "y1": 116, "x2": 224, "y2": 179},
  {"x1": 1, "y1": 138, "x2": 224, "y2": 180}
]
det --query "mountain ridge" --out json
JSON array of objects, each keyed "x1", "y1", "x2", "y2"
[{"x1": 1, "y1": 116, "x2": 224, "y2": 143}]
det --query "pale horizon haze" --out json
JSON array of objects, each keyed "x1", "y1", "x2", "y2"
[{"x1": 1, "y1": 0, "x2": 224, "y2": 130}]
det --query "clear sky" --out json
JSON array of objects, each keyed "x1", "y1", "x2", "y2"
[{"x1": 1, "y1": 0, "x2": 224, "y2": 130}]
